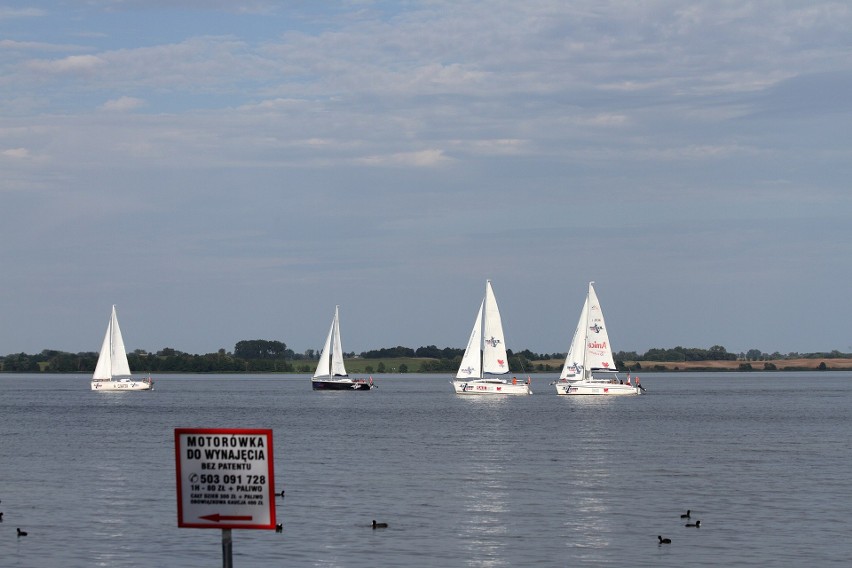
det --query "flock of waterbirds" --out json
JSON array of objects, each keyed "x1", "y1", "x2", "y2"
[
  {"x1": 659, "y1": 509, "x2": 701, "y2": 545},
  {"x1": 8, "y1": 490, "x2": 694, "y2": 551},
  {"x1": 4, "y1": 489, "x2": 385, "y2": 544}
]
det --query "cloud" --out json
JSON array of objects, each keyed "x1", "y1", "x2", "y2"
[
  {"x1": 27, "y1": 54, "x2": 105, "y2": 74},
  {"x1": 0, "y1": 39, "x2": 91, "y2": 52},
  {"x1": 0, "y1": 7, "x2": 45, "y2": 19},
  {"x1": 237, "y1": 98, "x2": 313, "y2": 112},
  {"x1": 449, "y1": 138, "x2": 529, "y2": 156},
  {"x1": 356, "y1": 149, "x2": 451, "y2": 167},
  {"x1": 2, "y1": 148, "x2": 31, "y2": 159},
  {"x1": 101, "y1": 96, "x2": 146, "y2": 111}
]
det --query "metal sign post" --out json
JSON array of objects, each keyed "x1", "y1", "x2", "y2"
[
  {"x1": 175, "y1": 428, "x2": 276, "y2": 566},
  {"x1": 222, "y1": 528, "x2": 233, "y2": 568}
]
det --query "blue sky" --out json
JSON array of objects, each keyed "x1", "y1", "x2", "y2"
[{"x1": 2, "y1": 1, "x2": 851, "y2": 357}]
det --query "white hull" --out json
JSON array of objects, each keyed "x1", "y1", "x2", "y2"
[
  {"x1": 452, "y1": 379, "x2": 532, "y2": 395},
  {"x1": 91, "y1": 378, "x2": 153, "y2": 391},
  {"x1": 555, "y1": 380, "x2": 639, "y2": 396}
]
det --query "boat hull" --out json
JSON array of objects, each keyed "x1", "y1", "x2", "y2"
[
  {"x1": 555, "y1": 381, "x2": 640, "y2": 395},
  {"x1": 452, "y1": 379, "x2": 532, "y2": 395},
  {"x1": 311, "y1": 379, "x2": 373, "y2": 391},
  {"x1": 91, "y1": 378, "x2": 153, "y2": 391}
]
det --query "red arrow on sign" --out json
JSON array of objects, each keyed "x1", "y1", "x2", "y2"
[{"x1": 200, "y1": 514, "x2": 254, "y2": 523}]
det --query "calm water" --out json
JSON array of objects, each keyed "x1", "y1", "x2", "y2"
[{"x1": 2, "y1": 372, "x2": 852, "y2": 567}]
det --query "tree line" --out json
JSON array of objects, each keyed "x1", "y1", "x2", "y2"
[{"x1": 1, "y1": 341, "x2": 849, "y2": 373}]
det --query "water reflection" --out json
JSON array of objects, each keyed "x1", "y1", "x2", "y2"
[
  {"x1": 557, "y1": 397, "x2": 620, "y2": 551},
  {"x1": 455, "y1": 396, "x2": 512, "y2": 566}
]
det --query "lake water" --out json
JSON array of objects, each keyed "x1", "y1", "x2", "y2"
[{"x1": 2, "y1": 372, "x2": 852, "y2": 567}]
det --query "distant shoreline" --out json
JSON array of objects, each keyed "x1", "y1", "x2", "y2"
[{"x1": 6, "y1": 357, "x2": 850, "y2": 374}]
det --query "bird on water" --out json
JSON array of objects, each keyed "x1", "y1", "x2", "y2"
[
  {"x1": 658, "y1": 535, "x2": 671, "y2": 544},
  {"x1": 685, "y1": 520, "x2": 701, "y2": 528},
  {"x1": 17, "y1": 528, "x2": 28, "y2": 537},
  {"x1": 372, "y1": 520, "x2": 388, "y2": 529},
  {"x1": 680, "y1": 510, "x2": 691, "y2": 519}
]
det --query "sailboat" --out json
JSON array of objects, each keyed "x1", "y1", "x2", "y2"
[
  {"x1": 90, "y1": 305, "x2": 153, "y2": 391},
  {"x1": 554, "y1": 282, "x2": 640, "y2": 395},
  {"x1": 451, "y1": 280, "x2": 531, "y2": 395},
  {"x1": 311, "y1": 306, "x2": 373, "y2": 391}
]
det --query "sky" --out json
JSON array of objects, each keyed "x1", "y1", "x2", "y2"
[{"x1": 2, "y1": 1, "x2": 851, "y2": 358}]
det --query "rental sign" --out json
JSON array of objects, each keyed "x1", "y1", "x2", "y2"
[{"x1": 175, "y1": 428, "x2": 276, "y2": 530}]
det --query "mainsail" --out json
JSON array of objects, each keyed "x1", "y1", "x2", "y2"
[
  {"x1": 92, "y1": 305, "x2": 132, "y2": 380},
  {"x1": 314, "y1": 306, "x2": 347, "y2": 379},
  {"x1": 584, "y1": 283, "x2": 616, "y2": 372},
  {"x1": 482, "y1": 281, "x2": 509, "y2": 376}
]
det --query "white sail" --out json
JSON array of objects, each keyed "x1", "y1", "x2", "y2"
[
  {"x1": 584, "y1": 283, "x2": 616, "y2": 372},
  {"x1": 330, "y1": 306, "x2": 347, "y2": 377},
  {"x1": 92, "y1": 305, "x2": 132, "y2": 380},
  {"x1": 555, "y1": 282, "x2": 638, "y2": 395},
  {"x1": 482, "y1": 280, "x2": 509, "y2": 376},
  {"x1": 452, "y1": 280, "x2": 530, "y2": 394},
  {"x1": 456, "y1": 300, "x2": 484, "y2": 379},
  {"x1": 452, "y1": 280, "x2": 530, "y2": 395},
  {"x1": 313, "y1": 306, "x2": 347, "y2": 379},
  {"x1": 559, "y1": 295, "x2": 588, "y2": 380}
]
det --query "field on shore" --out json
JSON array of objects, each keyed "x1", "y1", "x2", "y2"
[
  {"x1": 342, "y1": 357, "x2": 852, "y2": 373},
  {"x1": 625, "y1": 357, "x2": 852, "y2": 371},
  {"x1": 531, "y1": 357, "x2": 852, "y2": 372}
]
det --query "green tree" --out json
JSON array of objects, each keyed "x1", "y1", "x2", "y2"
[
  {"x1": 234, "y1": 340, "x2": 288, "y2": 360},
  {"x1": 746, "y1": 349, "x2": 763, "y2": 361}
]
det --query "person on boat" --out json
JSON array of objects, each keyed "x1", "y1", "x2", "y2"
[
  {"x1": 626, "y1": 375, "x2": 631, "y2": 386},
  {"x1": 512, "y1": 377, "x2": 517, "y2": 385}
]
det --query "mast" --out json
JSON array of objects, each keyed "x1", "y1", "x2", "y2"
[
  {"x1": 479, "y1": 281, "x2": 487, "y2": 379},
  {"x1": 583, "y1": 282, "x2": 592, "y2": 380}
]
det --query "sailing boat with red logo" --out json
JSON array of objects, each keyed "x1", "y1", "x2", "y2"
[
  {"x1": 554, "y1": 282, "x2": 640, "y2": 395},
  {"x1": 451, "y1": 280, "x2": 531, "y2": 395}
]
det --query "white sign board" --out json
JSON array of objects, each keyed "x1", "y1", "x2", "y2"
[{"x1": 175, "y1": 428, "x2": 276, "y2": 530}]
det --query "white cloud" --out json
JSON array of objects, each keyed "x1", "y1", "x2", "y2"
[
  {"x1": 0, "y1": 39, "x2": 91, "y2": 52},
  {"x1": 450, "y1": 138, "x2": 529, "y2": 156},
  {"x1": 356, "y1": 149, "x2": 451, "y2": 167},
  {"x1": 2, "y1": 147, "x2": 31, "y2": 159},
  {"x1": 27, "y1": 54, "x2": 105, "y2": 74},
  {"x1": 237, "y1": 98, "x2": 313, "y2": 112},
  {"x1": 101, "y1": 96, "x2": 146, "y2": 112}
]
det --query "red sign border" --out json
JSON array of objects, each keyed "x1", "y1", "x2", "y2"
[{"x1": 175, "y1": 427, "x2": 276, "y2": 530}]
